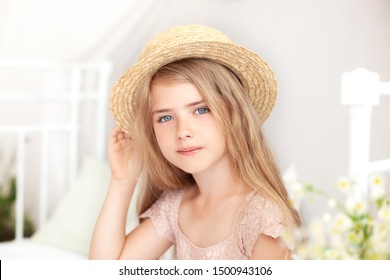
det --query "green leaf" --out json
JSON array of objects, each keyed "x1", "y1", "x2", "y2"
[{"x1": 8, "y1": 177, "x2": 17, "y2": 202}]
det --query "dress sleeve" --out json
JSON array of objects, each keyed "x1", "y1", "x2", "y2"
[
  {"x1": 238, "y1": 194, "x2": 286, "y2": 257},
  {"x1": 139, "y1": 191, "x2": 178, "y2": 243}
]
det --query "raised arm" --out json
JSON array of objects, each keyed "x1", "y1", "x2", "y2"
[
  {"x1": 89, "y1": 128, "x2": 172, "y2": 259},
  {"x1": 89, "y1": 127, "x2": 140, "y2": 259}
]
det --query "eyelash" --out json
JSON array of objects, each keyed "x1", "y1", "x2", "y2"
[
  {"x1": 157, "y1": 106, "x2": 210, "y2": 123},
  {"x1": 195, "y1": 106, "x2": 210, "y2": 115},
  {"x1": 158, "y1": 115, "x2": 173, "y2": 123}
]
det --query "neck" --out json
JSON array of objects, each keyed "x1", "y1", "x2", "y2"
[{"x1": 191, "y1": 158, "x2": 249, "y2": 199}]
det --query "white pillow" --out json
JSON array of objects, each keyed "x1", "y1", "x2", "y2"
[{"x1": 32, "y1": 156, "x2": 138, "y2": 256}]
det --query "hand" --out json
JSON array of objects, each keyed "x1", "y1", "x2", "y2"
[{"x1": 108, "y1": 127, "x2": 141, "y2": 184}]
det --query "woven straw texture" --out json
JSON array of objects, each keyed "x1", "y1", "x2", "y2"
[{"x1": 110, "y1": 25, "x2": 277, "y2": 134}]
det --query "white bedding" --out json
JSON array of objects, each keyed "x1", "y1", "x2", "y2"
[
  {"x1": 0, "y1": 240, "x2": 86, "y2": 260},
  {"x1": 0, "y1": 157, "x2": 140, "y2": 260}
]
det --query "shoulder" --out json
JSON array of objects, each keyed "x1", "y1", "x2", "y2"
[
  {"x1": 238, "y1": 191, "x2": 287, "y2": 257},
  {"x1": 244, "y1": 192, "x2": 285, "y2": 237},
  {"x1": 141, "y1": 188, "x2": 185, "y2": 217},
  {"x1": 139, "y1": 188, "x2": 186, "y2": 242},
  {"x1": 161, "y1": 188, "x2": 187, "y2": 206},
  {"x1": 159, "y1": 188, "x2": 185, "y2": 202}
]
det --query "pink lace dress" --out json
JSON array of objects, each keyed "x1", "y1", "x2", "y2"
[{"x1": 140, "y1": 189, "x2": 286, "y2": 259}]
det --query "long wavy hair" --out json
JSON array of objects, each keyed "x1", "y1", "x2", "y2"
[{"x1": 132, "y1": 58, "x2": 301, "y2": 229}]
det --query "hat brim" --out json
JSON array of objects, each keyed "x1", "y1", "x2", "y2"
[{"x1": 110, "y1": 41, "x2": 277, "y2": 134}]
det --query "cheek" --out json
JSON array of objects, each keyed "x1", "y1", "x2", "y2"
[
  {"x1": 215, "y1": 133, "x2": 228, "y2": 153},
  {"x1": 212, "y1": 126, "x2": 228, "y2": 154},
  {"x1": 153, "y1": 126, "x2": 172, "y2": 152},
  {"x1": 205, "y1": 119, "x2": 226, "y2": 142},
  {"x1": 153, "y1": 126, "x2": 163, "y2": 145}
]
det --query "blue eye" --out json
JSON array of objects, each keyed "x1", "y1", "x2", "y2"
[
  {"x1": 158, "y1": 115, "x2": 173, "y2": 123},
  {"x1": 195, "y1": 106, "x2": 209, "y2": 115}
]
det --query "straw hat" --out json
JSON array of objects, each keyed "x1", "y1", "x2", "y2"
[{"x1": 110, "y1": 24, "x2": 277, "y2": 134}]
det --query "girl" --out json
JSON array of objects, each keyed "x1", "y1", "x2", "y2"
[{"x1": 90, "y1": 25, "x2": 301, "y2": 260}]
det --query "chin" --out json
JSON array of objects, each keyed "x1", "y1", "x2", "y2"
[
  {"x1": 174, "y1": 163, "x2": 208, "y2": 175},
  {"x1": 178, "y1": 167, "x2": 202, "y2": 175}
]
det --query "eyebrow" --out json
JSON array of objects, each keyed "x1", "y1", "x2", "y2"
[{"x1": 152, "y1": 100, "x2": 206, "y2": 115}]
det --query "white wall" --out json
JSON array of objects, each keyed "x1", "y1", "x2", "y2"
[{"x1": 1, "y1": 0, "x2": 389, "y2": 221}]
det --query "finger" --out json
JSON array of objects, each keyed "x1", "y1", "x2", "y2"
[
  {"x1": 117, "y1": 132, "x2": 125, "y2": 140},
  {"x1": 120, "y1": 130, "x2": 133, "y2": 140},
  {"x1": 109, "y1": 127, "x2": 122, "y2": 144},
  {"x1": 124, "y1": 133, "x2": 133, "y2": 140}
]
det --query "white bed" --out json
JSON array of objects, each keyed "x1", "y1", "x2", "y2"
[{"x1": 0, "y1": 60, "x2": 143, "y2": 259}]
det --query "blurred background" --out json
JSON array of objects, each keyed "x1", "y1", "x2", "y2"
[{"x1": 0, "y1": 0, "x2": 389, "y2": 258}]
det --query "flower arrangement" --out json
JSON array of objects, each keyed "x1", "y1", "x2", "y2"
[{"x1": 284, "y1": 166, "x2": 390, "y2": 260}]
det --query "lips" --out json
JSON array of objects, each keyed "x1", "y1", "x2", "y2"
[{"x1": 177, "y1": 147, "x2": 202, "y2": 155}]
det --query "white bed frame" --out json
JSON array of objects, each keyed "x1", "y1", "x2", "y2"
[
  {"x1": 0, "y1": 60, "x2": 112, "y2": 241},
  {"x1": 341, "y1": 68, "x2": 390, "y2": 199}
]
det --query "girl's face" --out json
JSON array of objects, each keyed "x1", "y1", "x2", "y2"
[{"x1": 151, "y1": 81, "x2": 229, "y2": 175}]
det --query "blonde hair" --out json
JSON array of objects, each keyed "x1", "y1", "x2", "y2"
[{"x1": 133, "y1": 58, "x2": 301, "y2": 229}]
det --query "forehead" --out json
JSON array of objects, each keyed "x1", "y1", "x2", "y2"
[{"x1": 150, "y1": 81, "x2": 203, "y2": 110}]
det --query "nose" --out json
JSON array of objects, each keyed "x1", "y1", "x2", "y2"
[
  {"x1": 177, "y1": 130, "x2": 192, "y2": 141},
  {"x1": 176, "y1": 118, "x2": 193, "y2": 141}
]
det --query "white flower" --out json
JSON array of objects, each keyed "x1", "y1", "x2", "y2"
[
  {"x1": 337, "y1": 176, "x2": 352, "y2": 194},
  {"x1": 346, "y1": 198, "x2": 367, "y2": 215},
  {"x1": 378, "y1": 205, "x2": 390, "y2": 221},
  {"x1": 369, "y1": 174, "x2": 385, "y2": 188},
  {"x1": 347, "y1": 230, "x2": 364, "y2": 245},
  {"x1": 330, "y1": 213, "x2": 352, "y2": 234},
  {"x1": 328, "y1": 199, "x2": 337, "y2": 209},
  {"x1": 291, "y1": 171, "x2": 390, "y2": 259},
  {"x1": 369, "y1": 174, "x2": 385, "y2": 200},
  {"x1": 371, "y1": 187, "x2": 385, "y2": 200}
]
